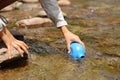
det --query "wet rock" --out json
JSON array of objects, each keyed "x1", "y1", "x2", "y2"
[
  {"x1": 62, "y1": 12, "x2": 67, "y2": 18},
  {"x1": 19, "y1": 3, "x2": 41, "y2": 11},
  {"x1": 29, "y1": 42, "x2": 62, "y2": 54},
  {"x1": 15, "y1": 17, "x2": 53, "y2": 28},
  {"x1": 58, "y1": 0, "x2": 71, "y2": 6},
  {"x1": 11, "y1": 1, "x2": 23, "y2": 9},
  {"x1": 0, "y1": 1, "x2": 23, "y2": 12},
  {"x1": 0, "y1": 48, "x2": 28, "y2": 68},
  {"x1": 22, "y1": 0, "x2": 39, "y2": 3},
  {"x1": 37, "y1": 10, "x2": 47, "y2": 18},
  {"x1": 10, "y1": 29, "x2": 24, "y2": 41},
  {"x1": 0, "y1": 6, "x2": 13, "y2": 12}
]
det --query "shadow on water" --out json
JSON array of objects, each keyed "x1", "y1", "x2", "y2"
[{"x1": 0, "y1": 58, "x2": 28, "y2": 70}]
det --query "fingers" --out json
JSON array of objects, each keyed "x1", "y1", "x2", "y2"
[
  {"x1": 9, "y1": 40, "x2": 29, "y2": 57},
  {"x1": 15, "y1": 40, "x2": 29, "y2": 54},
  {"x1": 78, "y1": 40, "x2": 86, "y2": 49},
  {"x1": 7, "y1": 46, "x2": 12, "y2": 59},
  {"x1": 14, "y1": 44, "x2": 24, "y2": 57},
  {"x1": 67, "y1": 42, "x2": 71, "y2": 54},
  {"x1": 75, "y1": 36, "x2": 86, "y2": 49}
]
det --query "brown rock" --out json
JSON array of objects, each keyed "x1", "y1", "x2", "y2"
[
  {"x1": 15, "y1": 17, "x2": 53, "y2": 28},
  {"x1": 37, "y1": 10, "x2": 48, "y2": 18},
  {"x1": 22, "y1": 0, "x2": 39, "y2": 3},
  {"x1": 37, "y1": 10, "x2": 68, "y2": 18},
  {"x1": 58, "y1": 0, "x2": 71, "y2": 6},
  {"x1": 0, "y1": 1, "x2": 23, "y2": 12},
  {"x1": 0, "y1": 48, "x2": 28, "y2": 68},
  {"x1": 0, "y1": 6, "x2": 13, "y2": 12}
]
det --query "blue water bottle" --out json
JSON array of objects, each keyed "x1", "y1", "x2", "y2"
[{"x1": 69, "y1": 42, "x2": 86, "y2": 60}]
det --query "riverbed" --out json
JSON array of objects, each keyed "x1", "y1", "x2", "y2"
[{"x1": 0, "y1": 0, "x2": 120, "y2": 80}]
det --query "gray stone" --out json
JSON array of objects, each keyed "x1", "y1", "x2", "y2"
[{"x1": 10, "y1": 29, "x2": 24, "y2": 41}]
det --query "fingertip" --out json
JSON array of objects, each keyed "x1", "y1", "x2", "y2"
[
  {"x1": 67, "y1": 50, "x2": 71, "y2": 54},
  {"x1": 21, "y1": 54, "x2": 24, "y2": 57},
  {"x1": 7, "y1": 49, "x2": 12, "y2": 59},
  {"x1": 67, "y1": 46, "x2": 71, "y2": 54},
  {"x1": 8, "y1": 56, "x2": 12, "y2": 59},
  {"x1": 26, "y1": 51, "x2": 29, "y2": 54},
  {"x1": 78, "y1": 41, "x2": 86, "y2": 49}
]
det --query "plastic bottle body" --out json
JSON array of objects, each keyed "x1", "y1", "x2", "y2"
[{"x1": 70, "y1": 42, "x2": 85, "y2": 60}]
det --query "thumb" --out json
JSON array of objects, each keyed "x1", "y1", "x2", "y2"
[{"x1": 67, "y1": 43, "x2": 71, "y2": 54}]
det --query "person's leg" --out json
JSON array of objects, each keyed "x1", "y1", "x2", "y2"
[{"x1": 0, "y1": 0, "x2": 17, "y2": 10}]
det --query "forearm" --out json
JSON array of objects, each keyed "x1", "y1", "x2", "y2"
[
  {"x1": 61, "y1": 26, "x2": 69, "y2": 34},
  {"x1": 0, "y1": 15, "x2": 12, "y2": 43},
  {"x1": 39, "y1": 0, "x2": 68, "y2": 27},
  {"x1": 0, "y1": 27, "x2": 15, "y2": 44}
]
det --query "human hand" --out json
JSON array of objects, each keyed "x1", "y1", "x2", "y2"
[
  {"x1": 0, "y1": 28, "x2": 28, "y2": 59},
  {"x1": 5, "y1": 38, "x2": 29, "y2": 59},
  {"x1": 61, "y1": 26, "x2": 85, "y2": 53}
]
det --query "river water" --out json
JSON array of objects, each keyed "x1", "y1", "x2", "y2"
[{"x1": 0, "y1": 0, "x2": 120, "y2": 80}]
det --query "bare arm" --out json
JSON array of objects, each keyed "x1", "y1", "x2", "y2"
[
  {"x1": 39, "y1": 0, "x2": 85, "y2": 52},
  {"x1": 0, "y1": 15, "x2": 28, "y2": 58},
  {"x1": 0, "y1": 27, "x2": 29, "y2": 58}
]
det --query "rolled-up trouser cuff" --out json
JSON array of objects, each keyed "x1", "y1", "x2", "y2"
[{"x1": 56, "y1": 21, "x2": 68, "y2": 28}]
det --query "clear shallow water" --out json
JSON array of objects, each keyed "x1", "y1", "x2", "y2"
[{"x1": 0, "y1": 0, "x2": 120, "y2": 80}]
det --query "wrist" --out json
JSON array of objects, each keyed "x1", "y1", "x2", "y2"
[
  {"x1": 60, "y1": 26, "x2": 69, "y2": 34},
  {"x1": 0, "y1": 28, "x2": 15, "y2": 44}
]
